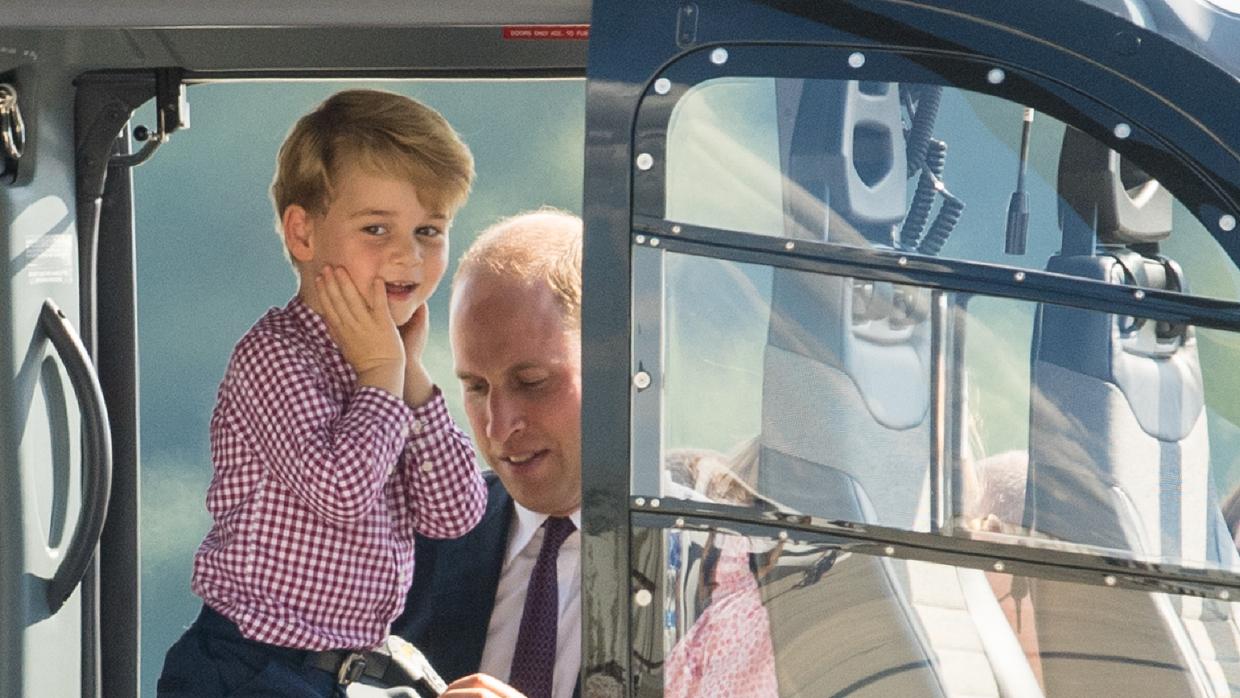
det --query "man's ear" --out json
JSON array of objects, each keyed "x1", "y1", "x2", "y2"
[{"x1": 282, "y1": 205, "x2": 315, "y2": 264}]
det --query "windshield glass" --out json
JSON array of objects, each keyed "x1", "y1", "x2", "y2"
[
  {"x1": 660, "y1": 75, "x2": 1240, "y2": 302},
  {"x1": 644, "y1": 250, "x2": 1240, "y2": 572},
  {"x1": 616, "y1": 10, "x2": 1240, "y2": 698},
  {"x1": 630, "y1": 48, "x2": 1240, "y2": 580},
  {"x1": 632, "y1": 519, "x2": 1240, "y2": 697}
]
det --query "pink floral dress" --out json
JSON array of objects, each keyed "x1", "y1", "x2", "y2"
[{"x1": 665, "y1": 534, "x2": 780, "y2": 697}]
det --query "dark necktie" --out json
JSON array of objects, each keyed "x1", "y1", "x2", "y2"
[{"x1": 509, "y1": 516, "x2": 576, "y2": 698}]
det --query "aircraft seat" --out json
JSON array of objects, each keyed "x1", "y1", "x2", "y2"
[
  {"x1": 1026, "y1": 125, "x2": 1240, "y2": 696},
  {"x1": 738, "y1": 76, "x2": 1039, "y2": 696}
]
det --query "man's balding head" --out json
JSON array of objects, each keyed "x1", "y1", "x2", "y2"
[{"x1": 453, "y1": 209, "x2": 582, "y2": 329}]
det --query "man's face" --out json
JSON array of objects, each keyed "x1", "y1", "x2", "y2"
[
  {"x1": 451, "y1": 271, "x2": 581, "y2": 516},
  {"x1": 293, "y1": 163, "x2": 449, "y2": 326}
]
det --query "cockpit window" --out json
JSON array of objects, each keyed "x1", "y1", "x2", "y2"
[
  {"x1": 661, "y1": 76, "x2": 1240, "y2": 303},
  {"x1": 644, "y1": 250, "x2": 1240, "y2": 573},
  {"x1": 630, "y1": 65, "x2": 1240, "y2": 580}
]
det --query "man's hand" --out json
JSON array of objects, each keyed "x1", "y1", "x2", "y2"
[
  {"x1": 400, "y1": 304, "x2": 434, "y2": 407},
  {"x1": 316, "y1": 265, "x2": 405, "y2": 397},
  {"x1": 440, "y1": 674, "x2": 528, "y2": 698}
]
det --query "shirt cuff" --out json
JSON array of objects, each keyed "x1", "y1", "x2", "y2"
[
  {"x1": 353, "y1": 384, "x2": 420, "y2": 441},
  {"x1": 405, "y1": 385, "x2": 453, "y2": 442}
]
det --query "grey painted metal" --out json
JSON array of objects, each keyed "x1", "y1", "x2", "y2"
[
  {"x1": 0, "y1": 26, "x2": 587, "y2": 78},
  {"x1": 0, "y1": 0, "x2": 590, "y2": 29},
  {"x1": 629, "y1": 244, "x2": 664, "y2": 498},
  {"x1": 0, "y1": 55, "x2": 91, "y2": 698},
  {"x1": 582, "y1": 7, "x2": 659, "y2": 691}
]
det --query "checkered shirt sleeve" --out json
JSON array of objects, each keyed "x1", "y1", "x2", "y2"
[{"x1": 191, "y1": 300, "x2": 486, "y2": 651}]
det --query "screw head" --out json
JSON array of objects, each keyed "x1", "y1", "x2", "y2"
[{"x1": 633, "y1": 371, "x2": 652, "y2": 390}]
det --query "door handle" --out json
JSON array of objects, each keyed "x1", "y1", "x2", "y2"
[{"x1": 39, "y1": 299, "x2": 112, "y2": 614}]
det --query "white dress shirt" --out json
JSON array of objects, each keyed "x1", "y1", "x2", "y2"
[{"x1": 478, "y1": 503, "x2": 582, "y2": 698}]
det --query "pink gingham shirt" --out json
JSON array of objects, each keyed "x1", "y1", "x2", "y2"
[{"x1": 191, "y1": 296, "x2": 486, "y2": 651}]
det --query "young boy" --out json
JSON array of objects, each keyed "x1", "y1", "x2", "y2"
[{"x1": 157, "y1": 89, "x2": 487, "y2": 697}]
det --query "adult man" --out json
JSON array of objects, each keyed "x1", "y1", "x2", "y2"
[{"x1": 391, "y1": 209, "x2": 583, "y2": 698}]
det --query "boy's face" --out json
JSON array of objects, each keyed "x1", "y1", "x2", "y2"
[{"x1": 286, "y1": 163, "x2": 449, "y2": 326}]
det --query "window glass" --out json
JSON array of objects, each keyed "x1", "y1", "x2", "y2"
[
  {"x1": 664, "y1": 77, "x2": 1240, "y2": 303},
  {"x1": 632, "y1": 520, "x2": 1240, "y2": 697},
  {"x1": 641, "y1": 250, "x2": 1240, "y2": 573},
  {"x1": 134, "y1": 79, "x2": 585, "y2": 695}
]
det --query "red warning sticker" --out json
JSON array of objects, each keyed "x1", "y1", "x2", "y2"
[{"x1": 502, "y1": 25, "x2": 590, "y2": 40}]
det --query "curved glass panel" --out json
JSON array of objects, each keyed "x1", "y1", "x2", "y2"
[
  {"x1": 635, "y1": 249, "x2": 1240, "y2": 574},
  {"x1": 664, "y1": 76, "x2": 1240, "y2": 303},
  {"x1": 632, "y1": 520, "x2": 1240, "y2": 697}
]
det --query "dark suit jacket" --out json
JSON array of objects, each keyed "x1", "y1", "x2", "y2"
[
  {"x1": 392, "y1": 473, "x2": 513, "y2": 683},
  {"x1": 391, "y1": 474, "x2": 582, "y2": 698}
]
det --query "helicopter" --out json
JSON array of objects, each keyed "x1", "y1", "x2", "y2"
[{"x1": 3, "y1": 0, "x2": 1240, "y2": 696}]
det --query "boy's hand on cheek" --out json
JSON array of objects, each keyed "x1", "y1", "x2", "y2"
[
  {"x1": 400, "y1": 303, "x2": 430, "y2": 361},
  {"x1": 400, "y1": 304, "x2": 434, "y2": 407},
  {"x1": 316, "y1": 266, "x2": 405, "y2": 397}
]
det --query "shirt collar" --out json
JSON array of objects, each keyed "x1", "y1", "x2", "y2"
[
  {"x1": 508, "y1": 500, "x2": 582, "y2": 565},
  {"x1": 288, "y1": 295, "x2": 343, "y2": 357}
]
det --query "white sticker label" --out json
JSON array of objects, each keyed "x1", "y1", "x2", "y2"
[
  {"x1": 24, "y1": 232, "x2": 73, "y2": 285},
  {"x1": 11, "y1": 196, "x2": 74, "y2": 286}
]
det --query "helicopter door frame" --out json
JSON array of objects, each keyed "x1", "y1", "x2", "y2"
[{"x1": 3, "y1": 16, "x2": 589, "y2": 698}]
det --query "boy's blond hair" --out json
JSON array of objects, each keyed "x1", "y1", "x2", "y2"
[
  {"x1": 454, "y1": 208, "x2": 582, "y2": 328},
  {"x1": 271, "y1": 89, "x2": 474, "y2": 225}
]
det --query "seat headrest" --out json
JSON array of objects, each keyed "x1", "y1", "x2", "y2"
[{"x1": 1057, "y1": 126, "x2": 1171, "y2": 245}]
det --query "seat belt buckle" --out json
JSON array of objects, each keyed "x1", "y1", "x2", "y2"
[{"x1": 336, "y1": 652, "x2": 368, "y2": 686}]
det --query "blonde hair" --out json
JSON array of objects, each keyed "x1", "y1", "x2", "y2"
[
  {"x1": 454, "y1": 208, "x2": 582, "y2": 328},
  {"x1": 271, "y1": 89, "x2": 474, "y2": 223}
]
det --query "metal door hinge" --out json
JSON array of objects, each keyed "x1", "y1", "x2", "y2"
[{"x1": 0, "y1": 82, "x2": 26, "y2": 184}]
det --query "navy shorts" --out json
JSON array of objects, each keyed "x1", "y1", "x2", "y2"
[{"x1": 156, "y1": 605, "x2": 344, "y2": 698}]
